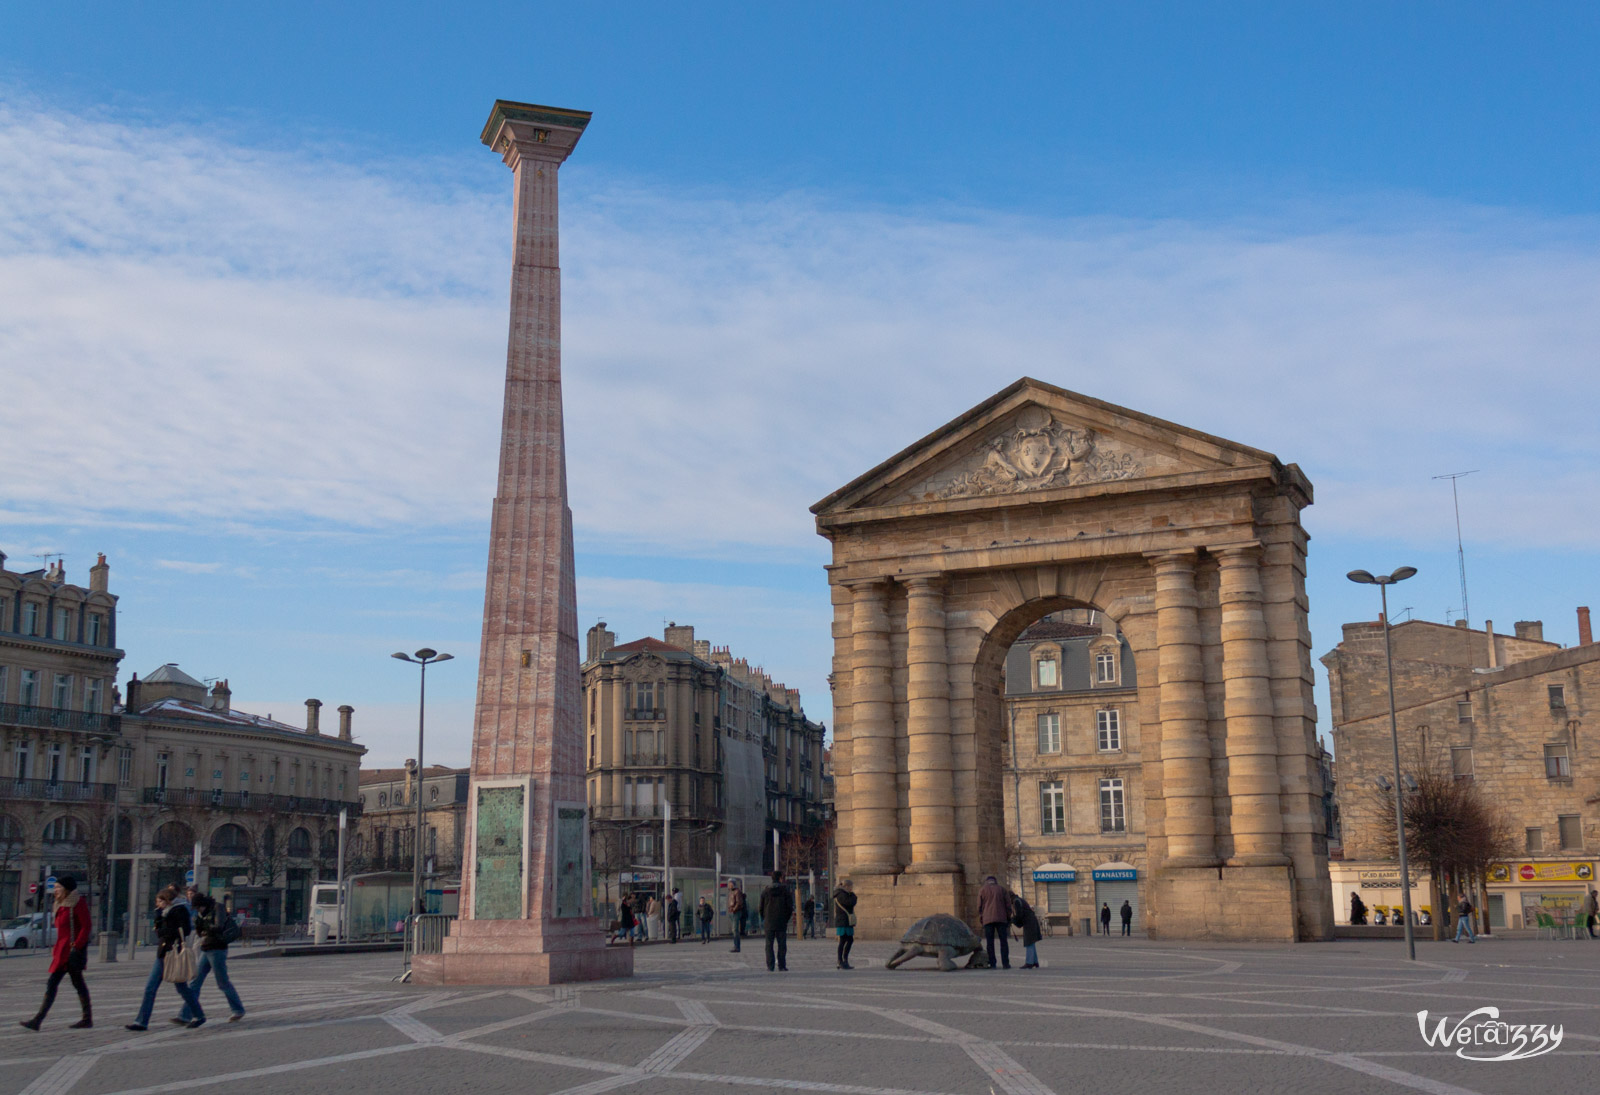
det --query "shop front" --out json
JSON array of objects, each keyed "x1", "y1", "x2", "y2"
[
  {"x1": 1488, "y1": 861, "x2": 1596, "y2": 931},
  {"x1": 1328, "y1": 861, "x2": 1432, "y2": 926},
  {"x1": 1031, "y1": 863, "x2": 1076, "y2": 930},
  {"x1": 1093, "y1": 862, "x2": 1138, "y2": 932}
]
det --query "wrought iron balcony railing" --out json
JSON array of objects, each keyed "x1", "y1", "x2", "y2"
[
  {"x1": 141, "y1": 786, "x2": 363, "y2": 818},
  {"x1": 0, "y1": 703, "x2": 119, "y2": 735},
  {"x1": 0, "y1": 778, "x2": 118, "y2": 803}
]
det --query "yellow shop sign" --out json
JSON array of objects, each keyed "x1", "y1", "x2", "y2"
[{"x1": 1489, "y1": 861, "x2": 1595, "y2": 884}]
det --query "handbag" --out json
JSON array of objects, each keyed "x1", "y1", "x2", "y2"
[{"x1": 163, "y1": 937, "x2": 197, "y2": 983}]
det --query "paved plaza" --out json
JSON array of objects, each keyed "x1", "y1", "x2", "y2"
[{"x1": 2, "y1": 934, "x2": 1596, "y2": 1095}]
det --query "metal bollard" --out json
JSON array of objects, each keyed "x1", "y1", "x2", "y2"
[{"x1": 99, "y1": 932, "x2": 118, "y2": 963}]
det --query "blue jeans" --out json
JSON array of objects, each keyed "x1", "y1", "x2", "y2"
[
  {"x1": 1455, "y1": 915, "x2": 1476, "y2": 942},
  {"x1": 135, "y1": 953, "x2": 204, "y2": 1026},
  {"x1": 1024, "y1": 942, "x2": 1038, "y2": 966},
  {"x1": 179, "y1": 949, "x2": 243, "y2": 1020}
]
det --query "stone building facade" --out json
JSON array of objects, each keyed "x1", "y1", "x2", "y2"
[
  {"x1": 0, "y1": 551, "x2": 365, "y2": 929},
  {"x1": 582, "y1": 622, "x2": 826, "y2": 908},
  {"x1": 1324, "y1": 610, "x2": 1598, "y2": 928},
  {"x1": 816, "y1": 379, "x2": 1332, "y2": 942},
  {"x1": 353, "y1": 763, "x2": 468, "y2": 880},
  {"x1": 1001, "y1": 610, "x2": 1145, "y2": 930}
]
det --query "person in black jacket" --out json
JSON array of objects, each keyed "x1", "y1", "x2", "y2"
[
  {"x1": 1011, "y1": 891, "x2": 1043, "y2": 969},
  {"x1": 176, "y1": 889, "x2": 245, "y2": 1024},
  {"x1": 759, "y1": 871, "x2": 794, "y2": 972},
  {"x1": 833, "y1": 880, "x2": 857, "y2": 970},
  {"x1": 1099, "y1": 903, "x2": 1111, "y2": 935},
  {"x1": 126, "y1": 885, "x2": 205, "y2": 1031},
  {"x1": 1120, "y1": 900, "x2": 1133, "y2": 936}
]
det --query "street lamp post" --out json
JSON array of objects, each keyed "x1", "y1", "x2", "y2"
[
  {"x1": 391, "y1": 648, "x2": 453, "y2": 928},
  {"x1": 1347, "y1": 566, "x2": 1418, "y2": 961}
]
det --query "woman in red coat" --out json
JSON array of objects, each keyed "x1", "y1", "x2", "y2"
[{"x1": 18, "y1": 874, "x2": 93, "y2": 1030}]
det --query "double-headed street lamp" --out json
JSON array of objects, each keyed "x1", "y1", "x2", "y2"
[
  {"x1": 392, "y1": 648, "x2": 452, "y2": 921},
  {"x1": 1347, "y1": 566, "x2": 1418, "y2": 960}
]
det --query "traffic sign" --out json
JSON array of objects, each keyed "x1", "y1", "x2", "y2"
[
  {"x1": 28, "y1": 883, "x2": 38, "y2": 895},
  {"x1": 185, "y1": 869, "x2": 196, "y2": 885},
  {"x1": 45, "y1": 876, "x2": 56, "y2": 889}
]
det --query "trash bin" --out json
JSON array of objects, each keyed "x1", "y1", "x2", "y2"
[{"x1": 314, "y1": 920, "x2": 331, "y2": 945}]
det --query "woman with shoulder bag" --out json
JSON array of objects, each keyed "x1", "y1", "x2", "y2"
[
  {"x1": 17, "y1": 875, "x2": 93, "y2": 1030},
  {"x1": 126, "y1": 885, "x2": 205, "y2": 1031},
  {"x1": 832, "y1": 879, "x2": 858, "y2": 970}
]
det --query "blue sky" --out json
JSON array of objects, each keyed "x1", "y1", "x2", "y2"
[{"x1": 2, "y1": 3, "x2": 1597, "y2": 767}]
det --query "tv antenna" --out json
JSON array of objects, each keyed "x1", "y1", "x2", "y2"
[{"x1": 1433, "y1": 471, "x2": 1477, "y2": 629}]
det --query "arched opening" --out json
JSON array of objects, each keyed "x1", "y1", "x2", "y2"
[
  {"x1": 970, "y1": 595, "x2": 1147, "y2": 934},
  {"x1": 210, "y1": 823, "x2": 250, "y2": 858},
  {"x1": 287, "y1": 827, "x2": 312, "y2": 859}
]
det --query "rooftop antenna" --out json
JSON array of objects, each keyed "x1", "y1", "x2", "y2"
[{"x1": 1433, "y1": 471, "x2": 1477, "y2": 629}]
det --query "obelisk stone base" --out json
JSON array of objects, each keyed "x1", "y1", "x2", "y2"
[{"x1": 411, "y1": 918, "x2": 633, "y2": 985}]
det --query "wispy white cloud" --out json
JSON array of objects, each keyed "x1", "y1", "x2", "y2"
[
  {"x1": 3, "y1": 95, "x2": 1597, "y2": 569},
  {"x1": 153, "y1": 559, "x2": 224, "y2": 573}
]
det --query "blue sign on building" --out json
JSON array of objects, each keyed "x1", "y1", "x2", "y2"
[
  {"x1": 1092, "y1": 867, "x2": 1137, "y2": 882},
  {"x1": 1033, "y1": 868, "x2": 1076, "y2": 882}
]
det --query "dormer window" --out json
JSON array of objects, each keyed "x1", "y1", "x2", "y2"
[
  {"x1": 1036, "y1": 657, "x2": 1058, "y2": 688},
  {"x1": 1095, "y1": 651, "x2": 1118, "y2": 684}
]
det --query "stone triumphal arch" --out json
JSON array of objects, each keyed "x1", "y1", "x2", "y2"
[{"x1": 814, "y1": 378, "x2": 1333, "y2": 942}]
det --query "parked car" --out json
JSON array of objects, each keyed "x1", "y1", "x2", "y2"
[{"x1": 1, "y1": 912, "x2": 47, "y2": 949}]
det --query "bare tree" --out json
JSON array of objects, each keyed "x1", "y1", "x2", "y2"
[
  {"x1": 0, "y1": 811, "x2": 36, "y2": 919},
  {"x1": 241, "y1": 802, "x2": 290, "y2": 889},
  {"x1": 1369, "y1": 741, "x2": 1516, "y2": 939}
]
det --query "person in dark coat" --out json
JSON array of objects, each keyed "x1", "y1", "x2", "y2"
[
  {"x1": 1349, "y1": 892, "x2": 1368, "y2": 925},
  {"x1": 832, "y1": 879, "x2": 858, "y2": 970},
  {"x1": 759, "y1": 871, "x2": 795, "y2": 972},
  {"x1": 127, "y1": 885, "x2": 205, "y2": 1031},
  {"x1": 18, "y1": 876, "x2": 92, "y2": 1030},
  {"x1": 1010, "y1": 890, "x2": 1043, "y2": 969},
  {"x1": 802, "y1": 895, "x2": 816, "y2": 938},
  {"x1": 1120, "y1": 900, "x2": 1133, "y2": 936},
  {"x1": 977, "y1": 876, "x2": 1012, "y2": 969},
  {"x1": 615, "y1": 897, "x2": 636, "y2": 944},
  {"x1": 696, "y1": 896, "x2": 714, "y2": 943},
  {"x1": 666, "y1": 893, "x2": 680, "y2": 944},
  {"x1": 728, "y1": 883, "x2": 746, "y2": 952},
  {"x1": 177, "y1": 888, "x2": 245, "y2": 1023},
  {"x1": 1099, "y1": 903, "x2": 1111, "y2": 935}
]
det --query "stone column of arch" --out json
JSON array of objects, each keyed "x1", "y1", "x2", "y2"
[
  {"x1": 1149, "y1": 550, "x2": 1217, "y2": 867},
  {"x1": 903, "y1": 576, "x2": 958, "y2": 873},
  {"x1": 848, "y1": 578, "x2": 900, "y2": 874},
  {"x1": 1216, "y1": 543, "x2": 1289, "y2": 866}
]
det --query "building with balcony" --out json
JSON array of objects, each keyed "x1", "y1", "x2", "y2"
[
  {"x1": 581, "y1": 622, "x2": 827, "y2": 910},
  {"x1": 1000, "y1": 610, "x2": 1145, "y2": 931},
  {"x1": 1324, "y1": 608, "x2": 1600, "y2": 931},
  {"x1": 0, "y1": 550, "x2": 365, "y2": 928},
  {"x1": 352, "y1": 763, "x2": 468, "y2": 881}
]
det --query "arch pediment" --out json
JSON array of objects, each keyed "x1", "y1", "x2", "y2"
[{"x1": 813, "y1": 377, "x2": 1305, "y2": 518}]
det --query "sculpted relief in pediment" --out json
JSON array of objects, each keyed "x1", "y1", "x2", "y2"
[{"x1": 931, "y1": 406, "x2": 1143, "y2": 500}]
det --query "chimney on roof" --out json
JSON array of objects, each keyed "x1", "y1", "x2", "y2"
[
  {"x1": 89, "y1": 553, "x2": 109, "y2": 593},
  {"x1": 1454, "y1": 619, "x2": 1469, "y2": 629},
  {"x1": 1485, "y1": 620, "x2": 1497, "y2": 668},
  {"x1": 587, "y1": 620, "x2": 615, "y2": 662},
  {"x1": 338, "y1": 704, "x2": 354, "y2": 740},
  {"x1": 305, "y1": 698, "x2": 322, "y2": 734},
  {"x1": 125, "y1": 673, "x2": 141, "y2": 711},
  {"x1": 1580, "y1": 606, "x2": 1593, "y2": 646},
  {"x1": 1514, "y1": 620, "x2": 1544, "y2": 642},
  {"x1": 210, "y1": 678, "x2": 230, "y2": 713},
  {"x1": 664, "y1": 622, "x2": 695, "y2": 652}
]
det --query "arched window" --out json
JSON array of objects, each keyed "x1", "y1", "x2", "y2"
[
  {"x1": 211, "y1": 823, "x2": 251, "y2": 857},
  {"x1": 320, "y1": 830, "x2": 339, "y2": 858},
  {"x1": 429, "y1": 786, "x2": 439, "y2": 803},
  {"x1": 287, "y1": 827, "x2": 312, "y2": 858},
  {"x1": 42, "y1": 816, "x2": 84, "y2": 843},
  {"x1": 378, "y1": 792, "x2": 387, "y2": 807},
  {"x1": 155, "y1": 821, "x2": 194, "y2": 857}
]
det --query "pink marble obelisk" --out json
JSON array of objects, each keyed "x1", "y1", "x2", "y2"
[{"x1": 412, "y1": 101, "x2": 631, "y2": 985}]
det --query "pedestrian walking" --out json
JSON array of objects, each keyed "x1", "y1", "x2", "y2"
[
  {"x1": 760, "y1": 871, "x2": 794, "y2": 972},
  {"x1": 17, "y1": 875, "x2": 92, "y2": 1031},
  {"x1": 666, "y1": 892, "x2": 680, "y2": 944},
  {"x1": 697, "y1": 896, "x2": 714, "y2": 943},
  {"x1": 977, "y1": 875, "x2": 1012, "y2": 969},
  {"x1": 176, "y1": 888, "x2": 245, "y2": 1024},
  {"x1": 126, "y1": 885, "x2": 206, "y2": 1031},
  {"x1": 833, "y1": 879, "x2": 857, "y2": 970},
  {"x1": 1120, "y1": 900, "x2": 1133, "y2": 936},
  {"x1": 615, "y1": 897, "x2": 636, "y2": 945},
  {"x1": 802, "y1": 895, "x2": 816, "y2": 939},
  {"x1": 728, "y1": 883, "x2": 746, "y2": 952},
  {"x1": 1010, "y1": 890, "x2": 1042, "y2": 969},
  {"x1": 1452, "y1": 893, "x2": 1477, "y2": 944},
  {"x1": 1583, "y1": 887, "x2": 1598, "y2": 939},
  {"x1": 1349, "y1": 892, "x2": 1368, "y2": 925},
  {"x1": 1099, "y1": 903, "x2": 1111, "y2": 935}
]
